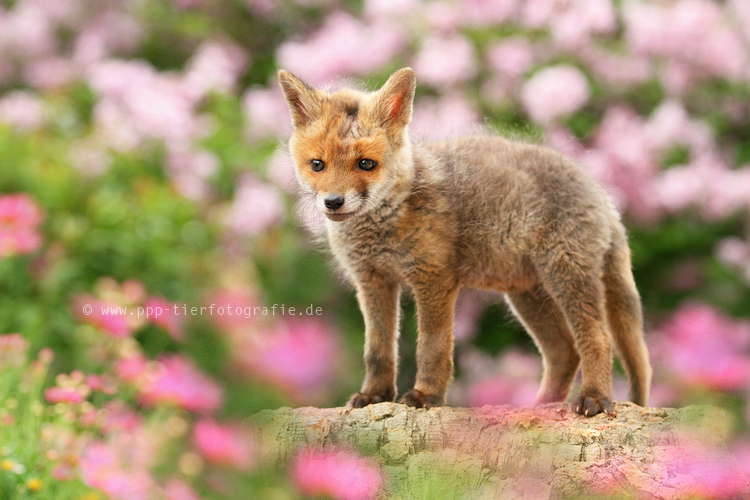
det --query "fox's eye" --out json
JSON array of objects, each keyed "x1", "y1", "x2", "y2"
[
  {"x1": 311, "y1": 159, "x2": 325, "y2": 172},
  {"x1": 358, "y1": 159, "x2": 377, "y2": 171}
]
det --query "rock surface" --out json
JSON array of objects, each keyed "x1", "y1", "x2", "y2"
[{"x1": 254, "y1": 402, "x2": 750, "y2": 499}]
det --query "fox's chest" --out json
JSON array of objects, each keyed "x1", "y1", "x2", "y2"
[{"x1": 327, "y1": 205, "x2": 455, "y2": 282}]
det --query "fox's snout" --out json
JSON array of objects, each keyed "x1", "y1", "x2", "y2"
[{"x1": 323, "y1": 194, "x2": 345, "y2": 210}]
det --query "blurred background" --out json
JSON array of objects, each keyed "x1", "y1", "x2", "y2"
[{"x1": 1, "y1": 0, "x2": 750, "y2": 498}]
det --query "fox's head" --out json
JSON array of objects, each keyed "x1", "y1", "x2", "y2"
[{"x1": 278, "y1": 68, "x2": 416, "y2": 222}]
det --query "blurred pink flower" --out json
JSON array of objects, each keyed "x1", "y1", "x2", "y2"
[
  {"x1": 139, "y1": 355, "x2": 223, "y2": 413},
  {"x1": 364, "y1": 0, "x2": 419, "y2": 19},
  {"x1": 206, "y1": 287, "x2": 260, "y2": 334},
  {"x1": 86, "y1": 374, "x2": 118, "y2": 395},
  {"x1": 520, "y1": 65, "x2": 589, "y2": 124},
  {"x1": 410, "y1": 93, "x2": 480, "y2": 139},
  {"x1": 74, "y1": 295, "x2": 133, "y2": 338},
  {"x1": 520, "y1": 0, "x2": 615, "y2": 49},
  {"x1": 243, "y1": 86, "x2": 293, "y2": 140},
  {"x1": 715, "y1": 238, "x2": 750, "y2": 282},
  {"x1": 453, "y1": 291, "x2": 486, "y2": 343},
  {"x1": 459, "y1": 0, "x2": 517, "y2": 27},
  {"x1": 44, "y1": 386, "x2": 85, "y2": 404},
  {"x1": 240, "y1": 318, "x2": 340, "y2": 401},
  {"x1": 193, "y1": 419, "x2": 255, "y2": 470},
  {"x1": 183, "y1": 40, "x2": 249, "y2": 98},
  {"x1": 624, "y1": 0, "x2": 747, "y2": 85},
  {"x1": 291, "y1": 446, "x2": 383, "y2": 500},
  {"x1": 276, "y1": 11, "x2": 405, "y2": 85},
  {"x1": 486, "y1": 37, "x2": 534, "y2": 82},
  {"x1": 265, "y1": 151, "x2": 298, "y2": 192},
  {"x1": 455, "y1": 348, "x2": 541, "y2": 407},
  {"x1": 651, "y1": 302, "x2": 750, "y2": 392},
  {"x1": 80, "y1": 442, "x2": 154, "y2": 500},
  {"x1": 650, "y1": 443, "x2": 749, "y2": 499},
  {"x1": 0, "y1": 333, "x2": 29, "y2": 369},
  {"x1": 224, "y1": 174, "x2": 285, "y2": 236},
  {"x1": 72, "y1": 11, "x2": 140, "y2": 66},
  {"x1": 115, "y1": 355, "x2": 149, "y2": 384},
  {"x1": 579, "y1": 47, "x2": 651, "y2": 87},
  {"x1": 87, "y1": 60, "x2": 204, "y2": 152},
  {"x1": 466, "y1": 377, "x2": 538, "y2": 407},
  {"x1": 0, "y1": 193, "x2": 43, "y2": 258},
  {"x1": 412, "y1": 35, "x2": 477, "y2": 89},
  {"x1": 166, "y1": 149, "x2": 219, "y2": 201},
  {"x1": 0, "y1": 91, "x2": 45, "y2": 131},
  {"x1": 165, "y1": 479, "x2": 201, "y2": 500},
  {"x1": 145, "y1": 296, "x2": 185, "y2": 342},
  {"x1": 23, "y1": 57, "x2": 78, "y2": 90}
]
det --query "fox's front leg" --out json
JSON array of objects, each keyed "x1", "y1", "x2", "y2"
[
  {"x1": 400, "y1": 282, "x2": 459, "y2": 409},
  {"x1": 347, "y1": 273, "x2": 401, "y2": 408}
]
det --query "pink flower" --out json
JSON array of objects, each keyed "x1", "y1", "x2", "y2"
[
  {"x1": 291, "y1": 446, "x2": 383, "y2": 500},
  {"x1": 193, "y1": 419, "x2": 255, "y2": 470},
  {"x1": 139, "y1": 355, "x2": 223, "y2": 413},
  {"x1": 276, "y1": 11, "x2": 405, "y2": 85},
  {"x1": 80, "y1": 442, "x2": 154, "y2": 500},
  {"x1": 410, "y1": 93, "x2": 480, "y2": 139},
  {"x1": 145, "y1": 296, "x2": 185, "y2": 342},
  {"x1": 412, "y1": 35, "x2": 477, "y2": 89},
  {"x1": 206, "y1": 287, "x2": 260, "y2": 334},
  {"x1": 182, "y1": 40, "x2": 249, "y2": 98},
  {"x1": 44, "y1": 386, "x2": 85, "y2": 404},
  {"x1": 651, "y1": 303, "x2": 750, "y2": 391},
  {"x1": 486, "y1": 37, "x2": 534, "y2": 81},
  {"x1": 0, "y1": 333, "x2": 29, "y2": 369},
  {"x1": 0, "y1": 193, "x2": 44, "y2": 257},
  {"x1": 73, "y1": 295, "x2": 132, "y2": 338},
  {"x1": 166, "y1": 149, "x2": 219, "y2": 201},
  {"x1": 239, "y1": 318, "x2": 340, "y2": 402},
  {"x1": 243, "y1": 86, "x2": 293, "y2": 139},
  {"x1": 224, "y1": 174, "x2": 284, "y2": 236},
  {"x1": 459, "y1": 0, "x2": 517, "y2": 27},
  {"x1": 115, "y1": 355, "x2": 149, "y2": 384},
  {"x1": 165, "y1": 479, "x2": 201, "y2": 500},
  {"x1": 520, "y1": 0, "x2": 615, "y2": 49},
  {"x1": 0, "y1": 91, "x2": 45, "y2": 131},
  {"x1": 521, "y1": 65, "x2": 590, "y2": 124}
]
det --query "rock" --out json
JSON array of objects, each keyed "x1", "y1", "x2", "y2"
[{"x1": 254, "y1": 403, "x2": 750, "y2": 499}]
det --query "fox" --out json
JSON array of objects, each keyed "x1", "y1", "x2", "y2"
[{"x1": 277, "y1": 67, "x2": 652, "y2": 417}]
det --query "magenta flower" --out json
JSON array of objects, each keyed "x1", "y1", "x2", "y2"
[
  {"x1": 291, "y1": 446, "x2": 383, "y2": 500},
  {"x1": 73, "y1": 295, "x2": 133, "y2": 338},
  {"x1": 145, "y1": 296, "x2": 185, "y2": 342},
  {"x1": 521, "y1": 65, "x2": 590, "y2": 124},
  {"x1": 44, "y1": 386, "x2": 85, "y2": 404},
  {"x1": 193, "y1": 419, "x2": 255, "y2": 470},
  {"x1": 239, "y1": 318, "x2": 340, "y2": 402},
  {"x1": 115, "y1": 355, "x2": 149, "y2": 384},
  {"x1": 139, "y1": 355, "x2": 223, "y2": 413},
  {"x1": 0, "y1": 193, "x2": 44, "y2": 258},
  {"x1": 80, "y1": 442, "x2": 154, "y2": 500},
  {"x1": 651, "y1": 302, "x2": 750, "y2": 391},
  {"x1": 224, "y1": 174, "x2": 284, "y2": 237}
]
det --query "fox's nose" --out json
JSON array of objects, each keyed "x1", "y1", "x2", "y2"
[{"x1": 324, "y1": 194, "x2": 345, "y2": 210}]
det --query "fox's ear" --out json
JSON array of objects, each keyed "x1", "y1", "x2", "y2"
[
  {"x1": 371, "y1": 68, "x2": 416, "y2": 131},
  {"x1": 278, "y1": 70, "x2": 323, "y2": 127}
]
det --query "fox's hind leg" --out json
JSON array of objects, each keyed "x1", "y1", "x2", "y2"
[
  {"x1": 506, "y1": 286, "x2": 580, "y2": 404},
  {"x1": 535, "y1": 255, "x2": 615, "y2": 417}
]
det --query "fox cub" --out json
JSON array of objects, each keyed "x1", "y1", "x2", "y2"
[{"x1": 278, "y1": 67, "x2": 651, "y2": 417}]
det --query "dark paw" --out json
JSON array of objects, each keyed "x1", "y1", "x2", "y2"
[
  {"x1": 572, "y1": 392, "x2": 616, "y2": 417},
  {"x1": 347, "y1": 390, "x2": 394, "y2": 409},
  {"x1": 398, "y1": 389, "x2": 444, "y2": 409}
]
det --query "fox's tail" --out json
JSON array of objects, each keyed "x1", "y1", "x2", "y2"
[{"x1": 603, "y1": 229, "x2": 652, "y2": 406}]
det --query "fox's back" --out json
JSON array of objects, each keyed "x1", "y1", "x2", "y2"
[{"x1": 413, "y1": 135, "x2": 622, "y2": 287}]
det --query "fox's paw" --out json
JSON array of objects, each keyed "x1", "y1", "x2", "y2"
[
  {"x1": 346, "y1": 390, "x2": 394, "y2": 409},
  {"x1": 399, "y1": 389, "x2": 443, "y2": 409},
  {"x1": 572, "y1": 392, "x2": 616, "y2": 417}
]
